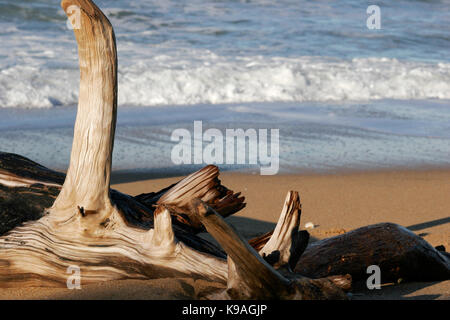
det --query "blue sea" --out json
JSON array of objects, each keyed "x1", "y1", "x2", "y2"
[{"x1": 0, "y1": 0, "x2": 449, "y2": 174}]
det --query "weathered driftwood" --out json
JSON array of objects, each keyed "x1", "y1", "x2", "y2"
[
  {"x1": 258, "y1": 192, "x2": 310, "y2": 270},
  {"x1": 0, "y1": 0, "x2": 448, "y2": 299},
  {"x1": 0, "y1": 151, "x2": 350, "y2": 297},
  {"x1": 0, "y1": 152, "x2": 240, "y2": 259},
  {"x1": 0, "y1": 166, "x2": 234, "y2": 287},
  {"x1": 0, "y1": 0, "x2": 233, "y2": 288},
  {"x1": 294, "y1": 223, "x2": 450, "y2": 282},
  {"x1": 248, "y1": 219, "x2": 449, "y2": 283},
  {"x1": 0, "y1": 0, "x2": 350, "y2": 299},
  {"x1": 2, "y1": 155, "x2": 447, "y2": 291},
  {"x1": 192, "y1": 198, "x2": 349, "y2": 300}
]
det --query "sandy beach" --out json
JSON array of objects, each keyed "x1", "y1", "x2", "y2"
[{"x1": 0, "y1": 168, "x2": 448, "y2": 300}]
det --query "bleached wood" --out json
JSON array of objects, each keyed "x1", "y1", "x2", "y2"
[
  {"x1": 0, "y1": 172, "x2": 60, "y2": 188},
  {"x1": 157, "y1": 165, "x2": 245, "y2": 232},
  {"x1": 0, "y1": 0, "x2": 228, "y2": 288},
  {"x1": 51, "y1": 0, "x2": 118, "y2": 224},
  {"x1": 0, "y1": 152, "x2": 244, "y2": 239},
  {"x1": 259, "y1": 191, "x2": 309, "y2": 269},
  {"x1": 191, "y1": 199, "x2": 349, "y2": 299},
  {"x1": 191, "y1": 199, "x2": 289, "y2": 298},
  {"x1": 0, "y1": 205, "x2": 228, "y2": 287}
]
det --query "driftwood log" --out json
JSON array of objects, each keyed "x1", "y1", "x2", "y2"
[
  {"x1": 0, "y1": 0, "x2": 448, "y2": 299},
  {"x1": 0, "y1": 148, "x2": 350, "y2": 298},
  {"x1": 295, "y1": 223, "x2": 450, "y2": 282}
]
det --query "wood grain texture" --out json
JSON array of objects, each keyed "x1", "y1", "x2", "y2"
[
  {"x1": 258, "y1": 191, "x2": 309, "y2": 270},
  {"x1": 0, "y1": 0, "x2": 232, "y2": 289},
  {"x1": 295, "y1": 222, "x2": 450, "y2": 282},
  {"x1": 192, "y1": 199, "x2": 348, "y2": 300}
]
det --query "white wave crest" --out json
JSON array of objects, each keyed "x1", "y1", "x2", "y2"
[{"x1": 1, "y1": 55, "x2": 450, "y2": 108}]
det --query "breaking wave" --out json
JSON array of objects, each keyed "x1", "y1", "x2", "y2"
[{"x1": 1, "y1": 55, "x2": 450, "y2": 108}]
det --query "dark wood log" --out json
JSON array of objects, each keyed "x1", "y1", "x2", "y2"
[
  {"x1": 0, "y1": 183, "x2": 59, "y2": 236},
  {"x1": 0, "y1": 152, "x2": 64, "y2": 235},
  {"x1": 0, "y1": 152, "x2": 65, "y2": 186},
  {"x1": 295, "y1": 222, "x2": 450, "y2": 282}
]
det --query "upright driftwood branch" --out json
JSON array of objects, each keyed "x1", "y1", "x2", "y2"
[
  {"x1": 52, "y1": 0, "x2": 118, "y2": 222},
  {"x1": 0, "y1": 0, "x2": 233, "y2": 288}
]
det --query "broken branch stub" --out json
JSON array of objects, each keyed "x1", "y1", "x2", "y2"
[
  {"x1": 259, "y1": 191, "x2": 309, "y2": 270},
  {"x1": 192, "y1": 198, "x2": 290, "y2": 299}
]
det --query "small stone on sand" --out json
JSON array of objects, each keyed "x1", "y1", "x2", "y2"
[{"x1": 305, "y1": 222, "x2": 315, "y2": 229}]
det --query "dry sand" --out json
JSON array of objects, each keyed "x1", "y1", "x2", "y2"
[{"x1": 0, "y1": 169, "x2": 448, "y2": 300}]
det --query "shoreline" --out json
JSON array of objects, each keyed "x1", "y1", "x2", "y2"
[
  {"x1": 2, "y1": 99, "x2": 450, "y2": 177},
  {"x1": 108, "y1": 163, "x2": 450, "y2": 184}
]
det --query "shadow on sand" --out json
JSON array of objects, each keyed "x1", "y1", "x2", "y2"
[
  {"x1": 352, "y1": 280, "x2": 448, "y2": 300},
  {"x1": 407, "y1": 217, "x2": 450, "y2": 231}
]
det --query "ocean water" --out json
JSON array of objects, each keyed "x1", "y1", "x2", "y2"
[{"x1": 0, "y1": 0, "x2": 449, "y2": 174}]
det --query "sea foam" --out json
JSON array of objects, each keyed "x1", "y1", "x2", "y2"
[{"x1": 1, "y1": 55, "x2": 449, "y2": 108}]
